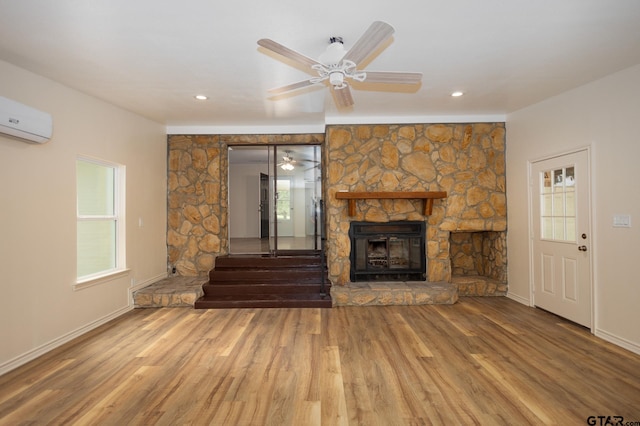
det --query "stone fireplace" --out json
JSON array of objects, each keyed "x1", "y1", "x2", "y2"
[
  {"x1": 349, "y1": 221, "x2": 426, "y2": 282},
  {"x1": 325, "y1": 123, "x2": 507, "y2": 306},
  {"x1": 165, "y1": 122, "x2": 506, "y2": 307}
]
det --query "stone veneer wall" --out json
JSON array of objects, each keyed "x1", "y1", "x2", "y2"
[
  {"x1": 325, "y1": 123, "x2": 506, "y2": 286},
  {"x1": 166, "y1": 124, "x2": 507, "y2": 291},
  {"x1": 167, "y1": 134, "x2": 323, "y2": 277}
]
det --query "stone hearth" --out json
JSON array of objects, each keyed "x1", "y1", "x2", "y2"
[
  {"x1": 331, "y1": 281, "x2": 457, "y2": 306},
  {"x1": 133, "y1": 276, "x2": 205, "y2": 308}
]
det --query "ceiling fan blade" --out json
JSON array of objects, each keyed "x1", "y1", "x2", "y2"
[
  {"x1": 267, "y1": 79, "x2": 318, "y2": 95},
  {"x1": 342, "y1": 21, "x2": 395, "y2": 65},
  {"x1": 362, "y1": 71, "x2": 423, "y2": 85},
  {"x1": 258, "y1": 39, "x2": 323, "y2": 70},
  {"x1": 332, "y1": 85, "x2": 354, "y2": 108}
]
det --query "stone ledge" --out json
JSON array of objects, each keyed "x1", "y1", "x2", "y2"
[
  {"x1": 453, "y1": 275, "x2": 507, "y2": 296},
  {"x1": 133, "y1": 276, "x2": 206, "y2": 308},
  {"x1": 331, "y1": 281, "x2": 458, "y2": 306}
]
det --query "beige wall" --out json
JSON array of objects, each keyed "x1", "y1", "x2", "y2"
[
  {"x1": 0, "y1": 60, "x2": 168, "y2": 373},
  {"x1": 506, "y1": 64, "x2": 640, "y2": 353}
]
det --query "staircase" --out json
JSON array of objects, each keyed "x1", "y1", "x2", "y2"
[{"x1": 194, "y1": 253, "x2": 332, "y2": 309}]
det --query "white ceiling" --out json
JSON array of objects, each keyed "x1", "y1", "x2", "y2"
[{"x1": 1, "y1": 0, "x2": 640, "y2": 132}]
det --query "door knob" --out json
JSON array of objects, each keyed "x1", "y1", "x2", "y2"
[{"x1": 578, "y1": 245, "x2": 588, "y2": 252}]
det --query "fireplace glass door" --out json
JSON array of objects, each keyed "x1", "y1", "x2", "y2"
[{"x1": 350, "y1": 221, "x2": 426, "y2": 281}]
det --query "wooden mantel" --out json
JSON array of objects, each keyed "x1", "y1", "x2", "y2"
[{"x1": 335, "y1": 191, "x2": 448, "y2": 217}]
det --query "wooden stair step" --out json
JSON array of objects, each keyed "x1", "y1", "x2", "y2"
[
  {"x1": 208, "y1": 269, "x2": 327, "y2": 283},
  {"x1": 196, "y1": 253, "x2": 332, "y2": 310},
  {"x1": 202, "y1": 282, "x2": 330, "y2": 296},
  {"x1": 214, "y1": 255, "x2": 323, "y2": 270},
  {"x1": 194, "y1": 293, "x2": 332, "y2": 309}
]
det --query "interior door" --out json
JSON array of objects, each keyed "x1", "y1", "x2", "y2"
[{"x1": 531, "y1": 149, "x2": 592, "y2": 327}]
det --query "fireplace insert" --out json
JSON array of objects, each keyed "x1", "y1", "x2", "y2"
[{"x1": 349, "y1": 221, "x2": 426, "y2": 282}]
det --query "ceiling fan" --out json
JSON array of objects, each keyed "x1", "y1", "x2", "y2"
[
  {"x1": 258, "y1": 21, "x2": 422, "y2": 108},
  {"x1": 277, "y1": 150, "x2": 320, "y2": 171},
  {"x1": 277, "y1": 151, "x2": 297, "y2": 170}
]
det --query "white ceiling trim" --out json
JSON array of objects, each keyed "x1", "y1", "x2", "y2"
[
  {"x1": 324, "y1": 114, "x2": 507, "y2": 125},
  {"x1": 166, "y1": 124, "x2": 327, "y2": 135},
  {"x1": 166, "y1": 114, "x2": 507, "y2": 135}
]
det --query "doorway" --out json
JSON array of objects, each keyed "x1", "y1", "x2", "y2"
[
  {"x1": 228, "y1": 144, "x2": 322, "y2": 254},
  {"x1": 530, "y1": 149, "x2": 592, "y2": 328}
]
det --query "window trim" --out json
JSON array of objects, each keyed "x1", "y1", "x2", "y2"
[
  {"x1": 75, "y1": 156, "x2": 127, "y2": 289},
  {"x1": 74, "y1": 268, "x2": 130, "y2": 291}
]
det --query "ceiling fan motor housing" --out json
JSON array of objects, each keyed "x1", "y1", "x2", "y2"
[{"x1": 329, "y1": 72, "x2": 344, "y2": 86}]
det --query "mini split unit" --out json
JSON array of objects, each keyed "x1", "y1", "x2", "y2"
[{"x1": 0, "y1": 96, "x2": 53, "y2": 144}]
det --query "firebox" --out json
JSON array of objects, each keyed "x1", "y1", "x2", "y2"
[{"x1": 349, "y1": 221, "x2": 426, "y2": 282}]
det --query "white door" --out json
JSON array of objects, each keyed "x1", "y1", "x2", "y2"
[{"x1": 531, "y1": 149, "x2": 592, "y2": 327}]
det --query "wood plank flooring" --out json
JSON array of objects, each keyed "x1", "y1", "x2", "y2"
[{"x1": 1, "y1": 297, "x2": 639, "y2": 425}]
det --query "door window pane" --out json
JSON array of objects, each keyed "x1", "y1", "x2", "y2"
[
  {"x1": 542, "y1": 218, "x2": 554, "y2": 239},
  {"x1": 540, "y1": 166, "x2": 577, "y2": 242}
]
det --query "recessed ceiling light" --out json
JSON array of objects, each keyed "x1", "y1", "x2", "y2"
[
  {"x1": 451, "y1": 91, "x2": 464, "y2": 97},
  {"x1": 194, "y1": 95, "x2": 208, "y2": 100}
]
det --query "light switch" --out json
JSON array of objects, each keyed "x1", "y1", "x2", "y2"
[{"x1": 613, "y1": 214, "x2": 631, "y2": 228}]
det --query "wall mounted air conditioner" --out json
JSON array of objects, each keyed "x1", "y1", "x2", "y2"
[{"x1": 0, "y1": 96, "x2": 53, "y2": 144}]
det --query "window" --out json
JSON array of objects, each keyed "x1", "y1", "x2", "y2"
[
  {"x1": 540, "y1": 166, "x2": 576, "y2": 242},
  {"x1": 76, "y1": 157, "x2": 125, "y2": 284}
]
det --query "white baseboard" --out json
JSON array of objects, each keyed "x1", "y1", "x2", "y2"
[
  {"x1": 0, "y1": 305, "x2": 133, "y2": 376},
  {"x1": 506, "y1": 291, "x2": 640, "y2": 355},
  {"x1": 595, "y1": 328, "x2": 640, "y2": 356},
  {"x1": 506, "y1": 291, "x2": 530, "y2": 306}
]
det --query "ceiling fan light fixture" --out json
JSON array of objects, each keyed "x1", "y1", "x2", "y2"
[
  {"x1": 194, "y1": 94, "x2": 208, "y2": 100},
  {"x1": 451, "y1": 91, "x2": 464, "y2": 97},
  {"x1": 318, "y1": 38, "x2": 345, "y2": 66},
  {"x1": 281, "y1": 162, "x2": 294, "y2": 171}
]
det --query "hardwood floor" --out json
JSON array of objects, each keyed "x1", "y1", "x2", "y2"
[{"x1": 1, "y1": 298, "x2": 639, "y2": 425}]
